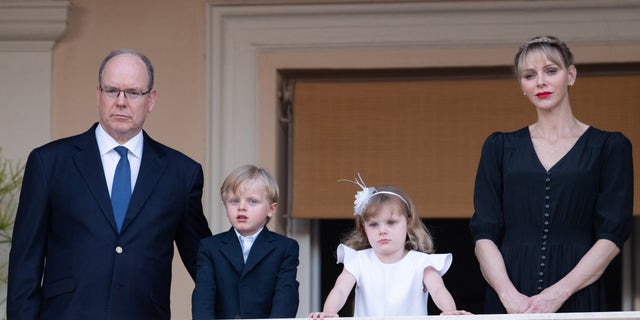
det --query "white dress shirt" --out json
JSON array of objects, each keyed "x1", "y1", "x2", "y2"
[
  {"x1": 234, "y1": 227, "x2": 263, "y2": 262},
  {"x1": 95, "y1": 124, "x2": 143, "y2": 196}
]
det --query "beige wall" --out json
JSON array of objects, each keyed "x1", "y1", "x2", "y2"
[{"x1": 52, "y1": 0, "x2": 207, "y2": 162}]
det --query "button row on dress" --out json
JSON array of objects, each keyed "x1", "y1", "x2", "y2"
[{"x1": 537, "y1": 171, "x2": 552, "y2": 292}]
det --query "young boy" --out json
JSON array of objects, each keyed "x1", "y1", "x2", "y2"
[{"x1": 192, "y1": 165, "x2": 300, "y2": 319}]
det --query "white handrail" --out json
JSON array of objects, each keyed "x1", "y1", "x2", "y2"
[{"x1": 272, "y1": 311, "x2": 640, "y2": 320}]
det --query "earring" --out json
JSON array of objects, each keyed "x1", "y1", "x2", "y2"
[{"x1": 523, "y1": 92, "x2": 527, "y2": 96}]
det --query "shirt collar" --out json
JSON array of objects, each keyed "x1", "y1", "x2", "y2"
[
  {"x1": 234, "y1": 227, "x2": 264, "y2": 240},
  {"x1": 96, "y1": 124, "x2": 144, "y2": 158}
]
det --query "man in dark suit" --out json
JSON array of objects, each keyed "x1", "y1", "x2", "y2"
[
  {"x1": 192, "y1": 165, "x2": 299, "y2": 319},
  {"x1": 7, "y1": 49, "x2": 212, "y2": 320}
]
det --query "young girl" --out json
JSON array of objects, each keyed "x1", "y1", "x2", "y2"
[{"x1": 309, "y1": 175, "x2": 471, "y2": 318}]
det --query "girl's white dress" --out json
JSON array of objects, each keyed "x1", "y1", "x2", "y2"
[{"x1": 337, "y1": 244, "x2": 452, "y2": 317}]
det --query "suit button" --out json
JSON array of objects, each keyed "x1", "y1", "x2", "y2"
[{"x1": 115, "y1": 246, "x2": 123, "y2": 254}]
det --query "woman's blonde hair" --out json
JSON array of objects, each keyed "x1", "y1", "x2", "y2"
[
  {"x1": 514, "y1": 35, "x2": 574, "y2": 79},
  {"x1": 343, "y1": 185, "x2": 435, "y2": 253}
]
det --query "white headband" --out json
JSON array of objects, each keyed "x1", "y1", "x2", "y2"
[{"x1": 339, "y1": 173, "x2": 409, "y2": 216}]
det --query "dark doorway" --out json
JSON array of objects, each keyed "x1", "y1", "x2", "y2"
[
  {"x1": 317, "y1": 218, "x2": 622, "y2": 315},
  {"x1": 317, "y1": 218, "x2": 484, "y2": 315}
]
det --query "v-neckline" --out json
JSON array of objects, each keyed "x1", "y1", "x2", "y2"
[{"x1": 527, "y1": 126, "x2": 592, "y2": 172}]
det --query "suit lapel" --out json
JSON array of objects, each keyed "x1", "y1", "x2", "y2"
[
  {"x1": 242, "y1": 228, "x2": 276, "y2": 276},
  {"x1": 120, "y1": 132, "x2": 167, "y2": 232},
  {"x1": 73, "y1": 125, "x2": 118, "y2": 232},
  {"x1": 220, "y1": 229, "x2": 245, "y2": 274}
]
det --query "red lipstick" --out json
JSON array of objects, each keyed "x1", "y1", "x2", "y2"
[{"x1": 536, "y1": 92, "x2": 552, "y2": 98}]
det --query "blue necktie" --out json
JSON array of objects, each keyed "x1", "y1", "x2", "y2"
[{"x1": 111, "y1": 146, "x2": 131, "y2": 232}]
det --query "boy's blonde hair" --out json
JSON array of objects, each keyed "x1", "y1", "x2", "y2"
[
  {"x1": 343, "y1": 185, "x2": 435, "y2": 253},
  {"x1": 220, "y1": 165, "x2": 279, "y2": 221}
]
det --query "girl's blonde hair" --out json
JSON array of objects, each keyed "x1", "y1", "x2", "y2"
[
  {"x1": 343, "y1": 185, "x2": 435, "y2": 253},
  {"x1": 514, "y1": 35, "x2": 574, "y2": 79}
]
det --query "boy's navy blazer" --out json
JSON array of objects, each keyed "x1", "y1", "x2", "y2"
[
  {"x1": 192, "y1": 227, "x2": 300, "y2": 319},
  {"x1": 7, "y1": 123, "x2": 212, "y2": 320}
]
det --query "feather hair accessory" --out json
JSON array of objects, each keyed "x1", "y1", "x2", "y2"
[{"x1": 338, "y1": 173, "x2": 409, "y2": 216}]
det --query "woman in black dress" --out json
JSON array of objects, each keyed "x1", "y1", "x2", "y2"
[{"x1": 470, "y1": 35, "x2": 633, "y2": 314}]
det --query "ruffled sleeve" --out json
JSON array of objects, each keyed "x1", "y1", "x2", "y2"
[
  {"x1": 470, "y1": 132, "x2": 506, "y2": 244},
  {"x1": 594, "y1": 132, "x2": 634, "y2": 248},
  {"x1": 337, "y1": 244, "x2": 360, "y2": 278},
  {"x1": 420, "y1": 252, "x2": 453, "y2": 277}
]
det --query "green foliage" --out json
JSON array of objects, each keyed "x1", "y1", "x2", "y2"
[
  {"x1": 0, "y1": 150, "x2": 23, "y2": 244},
  {"x1": 0, "y1": 149, "x2": 24, "y2": 315}
]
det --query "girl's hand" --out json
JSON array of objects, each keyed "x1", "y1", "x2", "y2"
[
  {"x1": 308, "y1": 311, "x2": 339, "y2": 319},
  {"x1": 441, "y1": 309, "x2": 473, "y2": 315}
]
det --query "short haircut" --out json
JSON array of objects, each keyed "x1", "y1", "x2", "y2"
[
  {"x1": 220, "y1": 164, "x2": 279, "y2": 205},
  {"x1": 98, "y1": 48, "x2": 154, "y2": 91}
]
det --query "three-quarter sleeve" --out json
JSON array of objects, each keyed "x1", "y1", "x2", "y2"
[
  {"x1": 594, "y1": 132, "x2": 634, "y2": 248},
  {"x1": 469, "y1": 132, "x2": 506, "y2": 244}
]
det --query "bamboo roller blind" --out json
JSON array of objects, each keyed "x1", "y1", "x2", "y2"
[{"x1": 290, "y1": 75, "x2": 640, "y2": 219}]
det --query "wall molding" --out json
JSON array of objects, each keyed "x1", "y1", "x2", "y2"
[
  {"x1": 0, "y1": 1, "x2": 69, "y2": 51},
  {"x1": 0, "y1": 0, "x2": 70, "y2": 163}
]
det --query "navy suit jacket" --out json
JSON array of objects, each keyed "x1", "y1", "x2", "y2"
[
  {"x1": 7, "y1": 124, "x2": 212, "y2": 320},
  {"x1": 191, "y1": 227, "x2": 299, "y2": 319}
]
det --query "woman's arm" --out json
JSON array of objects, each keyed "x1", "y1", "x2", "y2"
[
  {"x1": 474, "y1": 239, "x2": 530, "y2": 313},
  {"x1": 526, "y1": 239, "x2": 620, "y2": 313},
  {"x1": 308, "y1": 269, "x2": 357, "y2": 319}
]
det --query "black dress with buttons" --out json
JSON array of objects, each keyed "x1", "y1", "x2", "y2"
[{"x1": 470, "y1": 126, "x2": 633, "y2": 313}]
